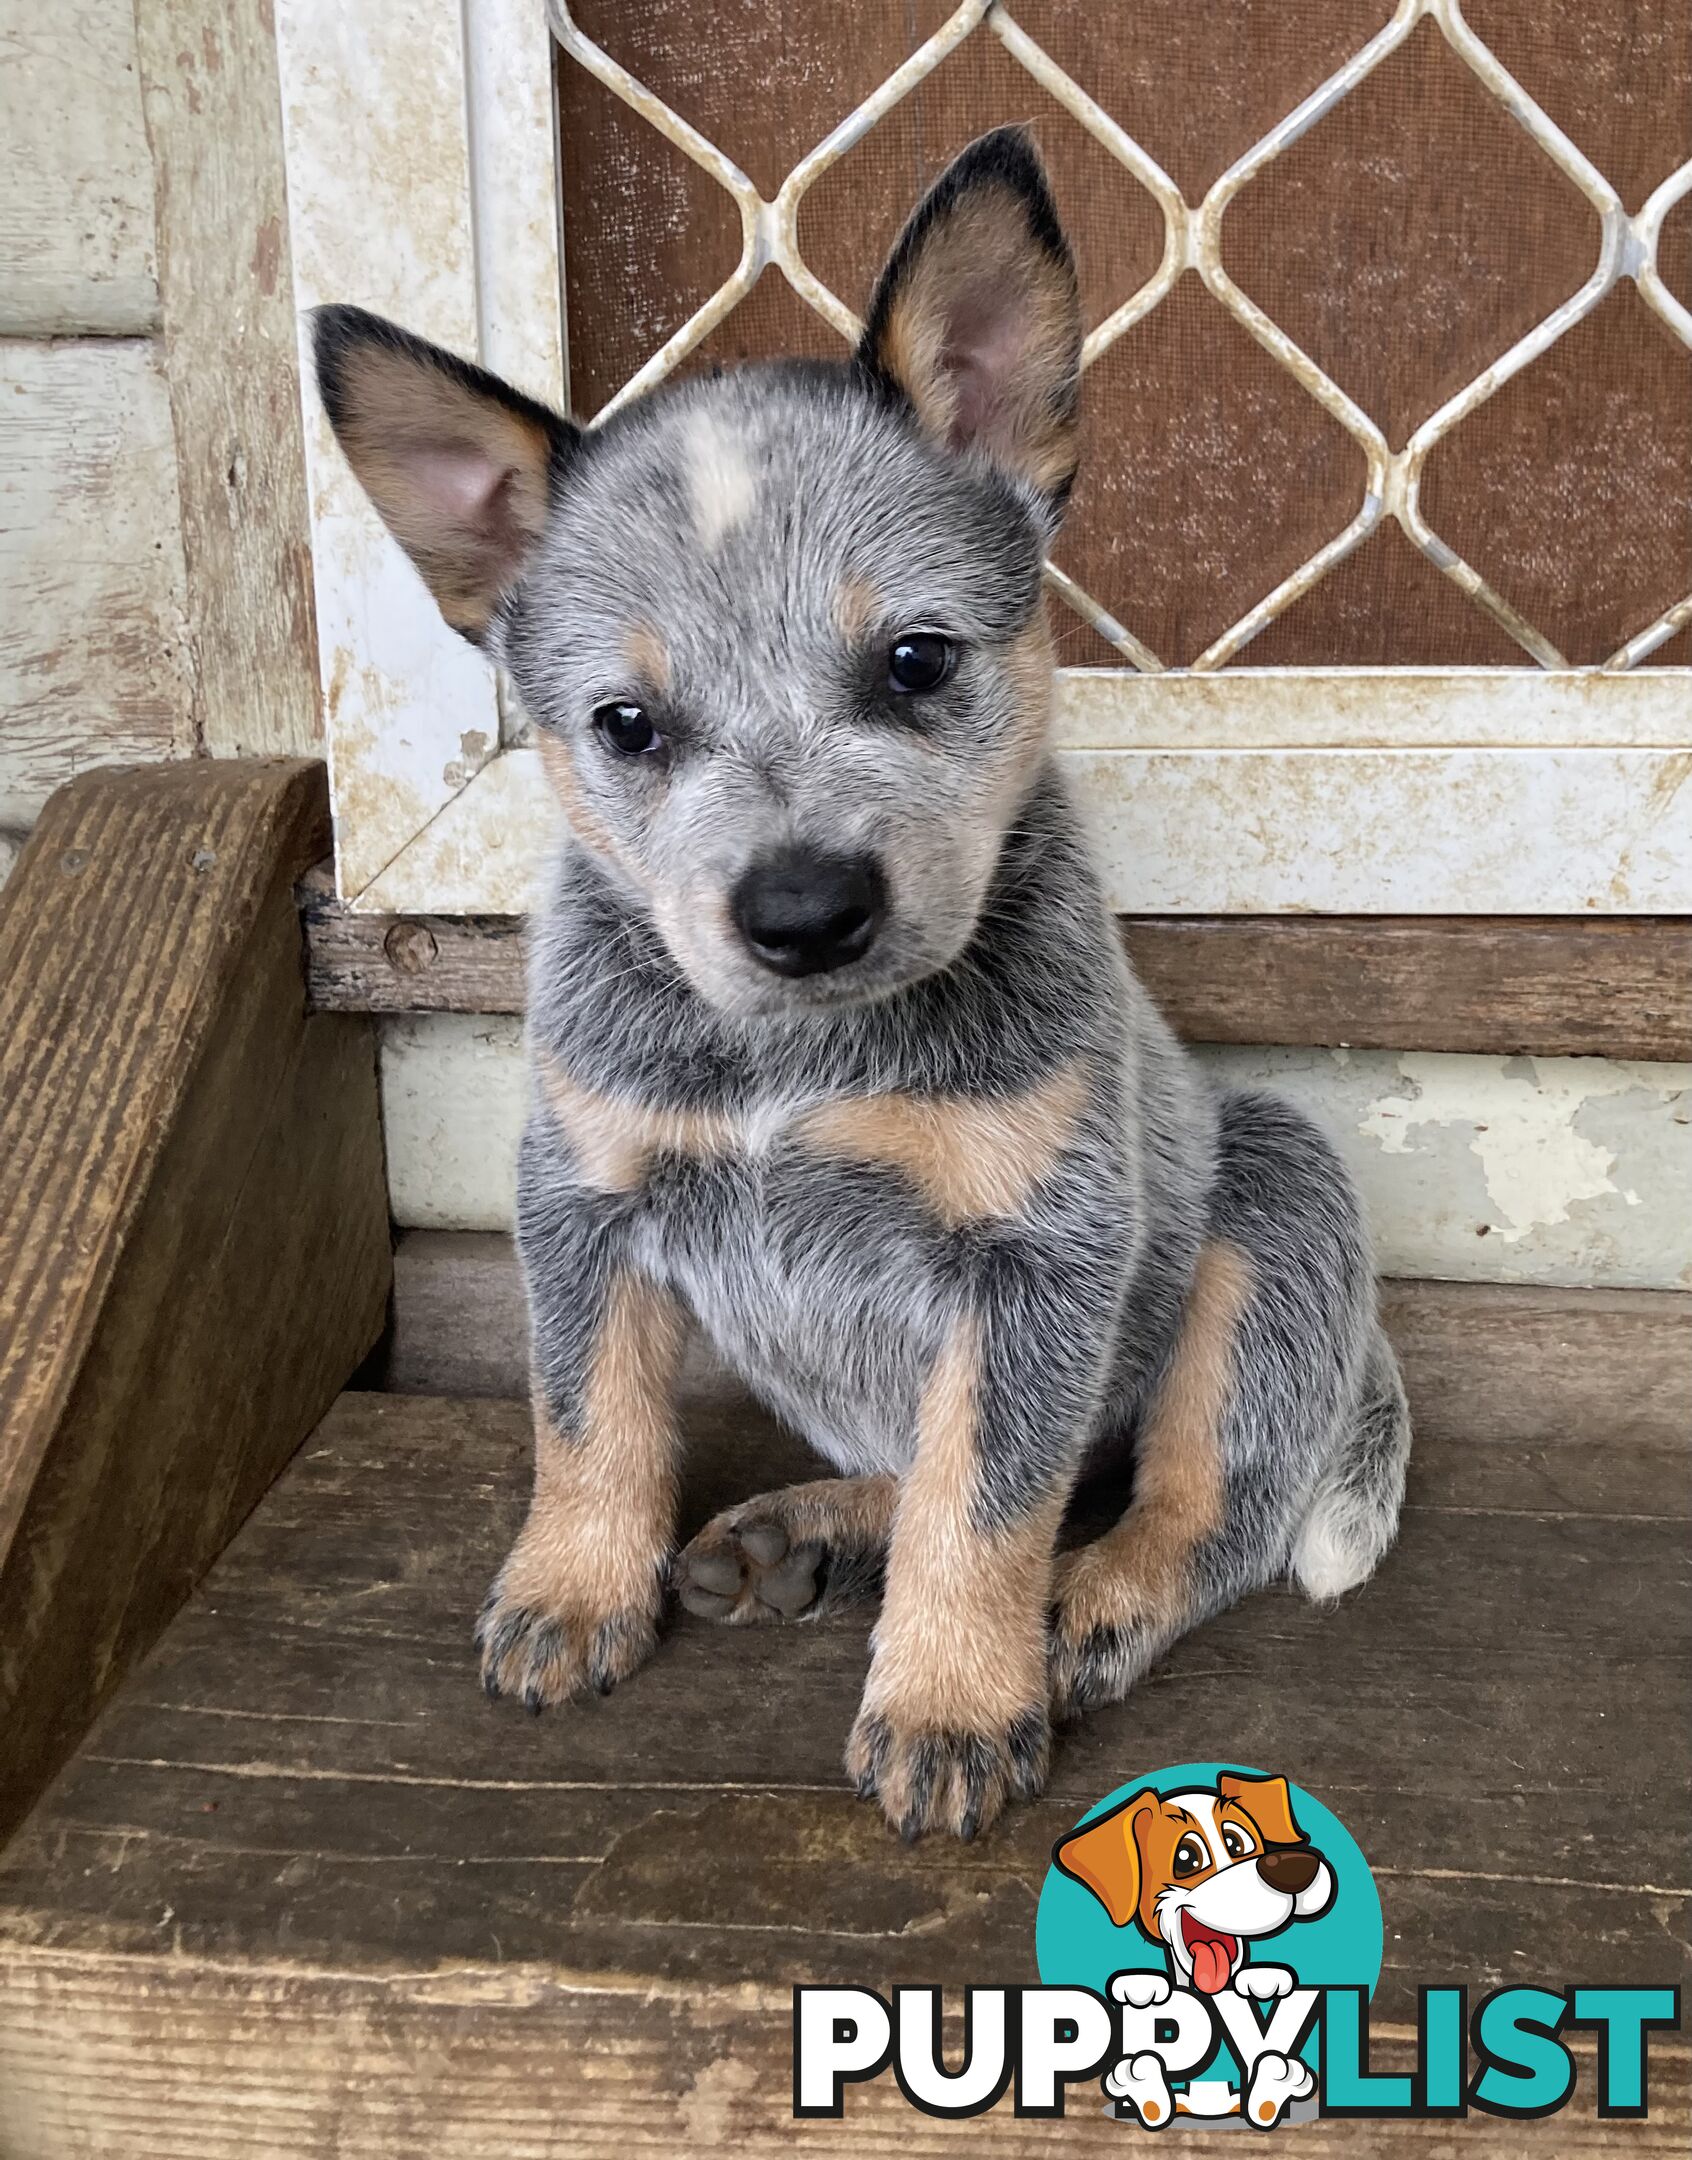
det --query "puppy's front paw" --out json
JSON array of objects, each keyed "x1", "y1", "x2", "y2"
[
  {"x1": 475, "y1": 1528, "x2": 663, "y2": 1710},
  {"x1": 845, "y1": 1700, "x2": 1050, "y2": 1842}
]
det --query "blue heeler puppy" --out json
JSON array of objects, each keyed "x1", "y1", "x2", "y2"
[{"x1": 313, "y1": 128, "x2": 1410, "y2": 1842}]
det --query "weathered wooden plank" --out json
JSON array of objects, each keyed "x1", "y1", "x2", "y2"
[
  {"x1": 1376, "y1": 1279, "x2": 1692, "y2": 1449},
  {"x1": 386, "y1": 1230, "x2": 533, "y2": 1397},
  {"x1": 0, "y1": 1357, "x2": 1684, "y2": 2152},
  {"x1": 132, "y1": 0, "x2": 321, "y2": 759},
  {"x1": 300, "y1": 863, "x2": 528, "y2": 1011},
  {"x1": 0, "y1": 1955, "x2": 1677, "y2": 2160},
  {"x1": 329, "y1": 736, "x2": 1692, "y2": 920},
  {"x1": 1120, "y1": 915, "x2": 1692, "y2": 1062},
  {"x1": 0, "y1": 760, "x2": 391, "y2": 1841},
  {"x1": 0, "y1": 0, "x2": 159, "y2": 336},
  {"x1": 0, "y1": 339, "x2": 194, "y2": 815},
  {"x1": 301, "y1": 876, "x2": 1692, "y2": 1062}
]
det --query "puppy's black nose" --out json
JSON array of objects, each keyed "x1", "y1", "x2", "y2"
[
  {"x1": 732, "y1": 849, "x2": 885, "y2": 977},
  {"x1": 1257, "y1": 1847, "x2": 1321, "y2": 1895}
]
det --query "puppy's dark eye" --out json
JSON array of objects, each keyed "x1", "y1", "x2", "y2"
[
  {"x1": 1221, "y1": 1822, "x2": 1254, "y2": 1860},
  {"x1": 888, "y1": 632, "x2": 953, "y2": 694},
  {"x1": 1173, "y1": 1836, "x2": 1208, "y2": 1878},
  {"x1": 594, "y1": 701, "x2": 661, "y2": 756}
]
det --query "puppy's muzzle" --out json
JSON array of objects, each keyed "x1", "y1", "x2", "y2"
[
  {"x1": 1256, "y1": 1846, "x2": 1323, "y2": 1895},
  {"x1": 732, "y1": 848, "x2": 885, "y2": 978}
]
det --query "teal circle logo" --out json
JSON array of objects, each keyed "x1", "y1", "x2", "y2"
[{"x1": 1036, "y1": 1764, "x2": 1381, "y2": 2122}]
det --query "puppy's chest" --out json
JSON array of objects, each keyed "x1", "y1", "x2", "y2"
[
  {"x1": 542, "y1": 1053, "x2": 1090, "y2": 1248},
  {"x1": 539, "y1": 1051, "x2": 1093, "y2": 1441}
]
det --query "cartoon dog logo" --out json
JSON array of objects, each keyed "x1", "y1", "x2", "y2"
[{"x1": 1054, "y1": 1771, "x2": 1335, "y2": 2126}]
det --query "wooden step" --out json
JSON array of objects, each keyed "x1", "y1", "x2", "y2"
[
  {"x1": 0, "y1": 1294, "x2": 1686, "y2": 2155},
  {"x1": 0, "y1": 761, "x2": 390, "y2": 1845}
]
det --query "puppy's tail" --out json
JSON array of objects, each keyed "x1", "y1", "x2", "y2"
[{"x1": 1290, "y1": 1328, "x2": 1410, "y2": 1604}]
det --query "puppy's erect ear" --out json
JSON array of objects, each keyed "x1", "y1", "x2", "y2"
[
  {"x1": 1218, "y1": 1772, "x2": 1307, "y2": 1848},
  {"x1": 1053, "y1": 1789, "x2": 1157, "y2": 1930},
  {"x1": 859, "y1": 126, "x2": 1081, "y2": 511},
  {"x1": 311, "y1": 305, "x2": 578, "y2": 641}
]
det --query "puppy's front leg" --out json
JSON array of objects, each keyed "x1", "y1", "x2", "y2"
[
  {"x1": 479, "y1": 1157, "x2": 686, "y2": 1709},
  {"x1": 848, "y1": 1264, "x2": 1116, "y2": 1841}
]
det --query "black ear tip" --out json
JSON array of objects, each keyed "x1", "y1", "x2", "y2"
[
  {"x1": 309, "y1": 303, "x2": 390, "y2": 411},
  {"x1": 949, "y1": 124, "x2": 1048, "y2": 197},
  {"x1": 964, "y1": 122, "x2": 1044, "y2": 181},
  {"x1": 936, "y1": 124, "x2": 1068, "y2": 261}
]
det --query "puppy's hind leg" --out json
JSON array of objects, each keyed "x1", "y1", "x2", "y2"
[
  {"x1": 1048, "y1": 1238, "x2": 1254, "y2": 1719},
  {"x1": 676, "y1": 1475, "x2": 897, "y2": 1623},
  {"x1": 1052, "y1": 1087, "x2": 1401, "y2": 1716}
]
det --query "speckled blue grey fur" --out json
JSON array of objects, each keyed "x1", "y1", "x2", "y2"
[{"x1": 312, "y1": 127, "x2": 1409, "y2": 1841}]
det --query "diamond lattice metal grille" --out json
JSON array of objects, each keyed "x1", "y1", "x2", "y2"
[{"x1": 544, "y1": 0, "x2": 1691, "y2": 675}]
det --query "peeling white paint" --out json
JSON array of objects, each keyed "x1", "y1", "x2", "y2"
[
  {"x1": 1357, "y1": 1054, "x2": 1662, "y2": 1243},
  {"x1": 1200, "y1": 1045, "x2": 1692, "y2": 1289},
  {"x1": 380, "y1": 1021, "x2": 1692, "y2": 1289}
]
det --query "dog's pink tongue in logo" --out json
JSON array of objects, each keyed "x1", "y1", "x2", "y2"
[{"x1": 1181, "y1": 1914, "x2": 1239, "y2": 1994}]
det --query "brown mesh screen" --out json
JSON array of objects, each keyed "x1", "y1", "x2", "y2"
[{"x1": 557, "y1": 1, "x2": 1691, "y2": 669}]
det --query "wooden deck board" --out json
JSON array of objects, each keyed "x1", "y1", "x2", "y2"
[{"x1": 0, "y1": 1295, "x2": 1686, "y2": 2152}]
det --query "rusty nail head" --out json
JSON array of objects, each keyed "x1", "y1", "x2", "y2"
[{"x1": 384, "y1": 922, "x2": 440, "y2": 975}]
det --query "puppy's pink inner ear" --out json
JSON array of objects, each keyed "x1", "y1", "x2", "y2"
[
  {"x1": 411, "y1": 445, "x2": 513, "y2": 525},
  {"x1": 942, "y1": 296, "x2": 1037, "y2": 452}
]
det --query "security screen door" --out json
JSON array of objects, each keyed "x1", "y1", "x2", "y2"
[{"x1": 275, "y1": 0, "x2": 1690, "y2": 915}]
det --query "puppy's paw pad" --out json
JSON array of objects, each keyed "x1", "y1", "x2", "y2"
[
  {"x1": 1110, "y1": 1971, "x2": 1172, "y2": 2009},
  {"x1": 475, "y1": 1589, "x2": 657, "y2": 1709},
  {"x1": 846, "y1": 1704, "x2": 1050, "y2": 1841},
  {"x1": 676, "y1": 1513, "x2": 825, "y2": 1623}
]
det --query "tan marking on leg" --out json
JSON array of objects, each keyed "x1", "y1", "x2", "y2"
[
  {"x1": 1054, "y1": 1239, "x2": 1252, "y2": 1662},
  {"x1": 538, "y1": 1052, "x2": 738, "y2": 1194},
  {"x1": 525, "y1": 1275, "x2": 686, "y2": 1610},
  {"x1": 623, "y1": 620, "x2": 671, "y2": 691},
  {"x1": 847, "y1": 1313, "x2": 1064, "y2": 1833},
  {"x1": 797, "y1": 1059, "x2": 1087, "y2": 1228},
  {"x1": 866, "y1": 1312, "x2": 1061, "y2": 1728},
  {"x1": 833, "y1": 574, "x2": 882, "y2": 644},
  {"x1": 765, "y1": 1474, "x2": 900, "y2": 1548},
  {"x1": 684, "y1": 411, "x2": 757, "y2": 549},
  {"x1": 481, "y1": 1275, "x2": 686, "y2": 1702}
]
